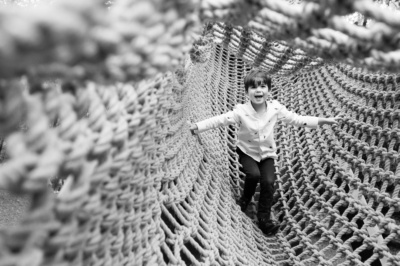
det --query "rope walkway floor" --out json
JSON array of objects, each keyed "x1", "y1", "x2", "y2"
[{"x1": 0, "y1": 0, "x2": 399, "y2": 265}]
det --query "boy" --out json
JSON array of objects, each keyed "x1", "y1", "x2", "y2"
[{"x1": 190, "y1": 69, "x2": 338, "y2": 235}]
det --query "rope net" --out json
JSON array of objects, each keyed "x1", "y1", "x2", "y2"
[{"x1": 0, "y1": 0, "x2": 399, "y2": 265}]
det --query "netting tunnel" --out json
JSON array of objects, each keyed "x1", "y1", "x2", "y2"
[{"x1": 0, "y1": 0, "x2": 400, "y2": 265}]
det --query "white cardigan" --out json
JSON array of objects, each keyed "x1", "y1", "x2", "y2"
[{"x1": 196, "y1": 100, "x2": 319, "y2": 161}]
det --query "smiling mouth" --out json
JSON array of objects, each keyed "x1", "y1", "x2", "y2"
[{"x1": 255, "y1": 95, "x2": 263, "y2": 99}]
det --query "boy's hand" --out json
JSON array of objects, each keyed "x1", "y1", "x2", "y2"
[
  {"x1": 189, "y1": 123, "x2": 199, "y2": 135},
  {"x1": 318, "y1": 117, "x2": 339, "y2": 126},
  {"x1": 333, "y1": 117, "x2": 342, "y2": 124},
  {"x1": 334, "y1": 114, "x2": 345, "y2": 122},
  {"x1": 187, "y1": 121, "x2": 203, "y2": 145}
]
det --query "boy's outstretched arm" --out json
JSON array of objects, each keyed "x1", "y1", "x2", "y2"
[{"x1": 188, "y1": 109, "x2": 240, "y2": 135}]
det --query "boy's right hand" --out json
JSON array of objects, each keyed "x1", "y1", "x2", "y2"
[
  {"x1": 189, "y1": 123, "x2": 199, "y2": 135},
  {"x1": 187, "y1": 121, "x2": 203, "y2": 145}
]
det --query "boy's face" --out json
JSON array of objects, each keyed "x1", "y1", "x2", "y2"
[{"x1": 247, "y1": 82, "x2": 270, "y2": 105}]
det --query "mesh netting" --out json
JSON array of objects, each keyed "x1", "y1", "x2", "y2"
[{"x1": 0, "y1": 0, "x2": 400, "y2": 266}]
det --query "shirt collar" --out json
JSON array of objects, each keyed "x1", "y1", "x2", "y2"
[{"x1": 245, "y1": 100, "x2": 271, "y2": 114}]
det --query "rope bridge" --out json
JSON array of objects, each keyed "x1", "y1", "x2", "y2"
[{"x1": 0, "y1": 0, "x2": 399, "y2": 265}]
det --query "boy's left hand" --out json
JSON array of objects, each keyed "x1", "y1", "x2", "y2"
[
  {"x1": 318, "y1": 117, "x2": 341, "y2": 126},
  {"x1": 333, "y1": 114, "x2": 345, "y2": 124}
]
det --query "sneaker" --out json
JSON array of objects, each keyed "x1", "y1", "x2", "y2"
[
  {"x1": 237, "y1": 197, "x2": 250, "y2": 212},
  {"x1": 259, "y1": 218, "x2": 280, "y2": 236}
]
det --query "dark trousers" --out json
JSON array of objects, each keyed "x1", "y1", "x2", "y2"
[{"x1": 237, "y1": 148, "x2": 276, "y2": 220}]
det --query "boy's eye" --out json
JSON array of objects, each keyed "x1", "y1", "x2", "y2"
[{"x1": 252, "y1": 85, "x2": 267, "y2": 88}]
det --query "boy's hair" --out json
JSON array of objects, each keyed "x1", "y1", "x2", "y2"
[{"x1": 244, "y1": 69, "x2": 272, "y2": 93}]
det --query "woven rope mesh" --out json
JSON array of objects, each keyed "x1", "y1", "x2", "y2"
[{"x1": 0, "y1": 0, "x2": 400, "y2": 265}]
